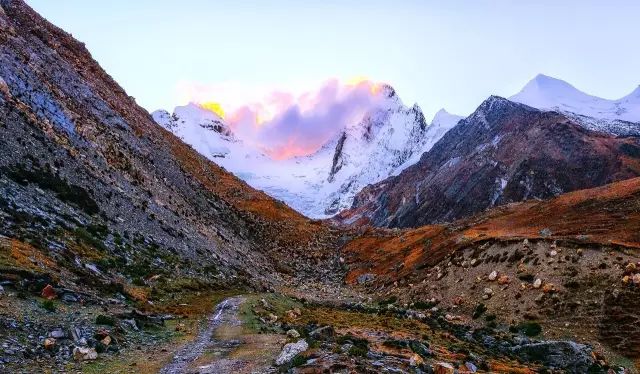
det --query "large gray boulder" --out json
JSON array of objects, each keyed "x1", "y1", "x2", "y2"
[{"x1": 275, "y1": 339, "x2": 308, "y2": 366}]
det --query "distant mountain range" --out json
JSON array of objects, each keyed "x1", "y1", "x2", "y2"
[
  {"x1": 336, "y1": 96, "x2": 640, "y2": 227},
  {"x1": 154, "y1": 74, "x2": 640, "y2": 220}
]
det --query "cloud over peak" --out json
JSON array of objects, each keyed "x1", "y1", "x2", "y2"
[{"x1": 178, "y1": 78, "x2": 395, "y2": 159}]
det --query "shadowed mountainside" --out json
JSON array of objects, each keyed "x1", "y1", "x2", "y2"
[
  {"x1": 0, "y1": 0, "x2": 341, "y2": 299},
  {"x1": 337, "y1": 96, "x2": 640, "y2": 228}
]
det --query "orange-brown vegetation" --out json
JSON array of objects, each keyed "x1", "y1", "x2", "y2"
[{"x1": 344, "y1": 177, "x2": 640, "y2": 284}]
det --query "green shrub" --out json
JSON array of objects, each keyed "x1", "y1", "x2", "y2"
[
  {"x1": 95, "y1": 314, "x2": 115, "y2": 326},
  {"x1": 290, "y1": 354, "x2": 307, "y2": 367},
  {"x1": 472, "y1": 303, "x2": 487, "y2": 319},
  {"x1": 511, "y1": 321, "x2": 542, "y2": 337},
  {"x1": 347, "y1": 345, "x2": 368, "y2": 357},
  {"x1": 41, "y1": 300, "x2": 56, "y2": 312}
]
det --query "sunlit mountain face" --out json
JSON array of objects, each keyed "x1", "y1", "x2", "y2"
[{"x1": 178, "y1": 78, "x2": 390, "y2": 159}]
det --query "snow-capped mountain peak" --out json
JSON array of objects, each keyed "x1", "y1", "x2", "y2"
[
  {"x1": 153, "y1": 87, "x2": 464, "y2": 218},
  {"x1": 510, "y1": 74, "x2": 640, "y2": 124}
]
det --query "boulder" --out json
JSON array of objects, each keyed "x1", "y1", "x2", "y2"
[
  {"x1": 309, "y1": 326, "x2": 335, "y2": 341},
  {"x1": 511, "y1": 341, "x2": 594, "y2": 372},
  {"x1": 73, "y1": 346, "x2": 98, "y2": 361},
  {"x1": 275, "y1": 339, "x2": 308, "y2": 366}
]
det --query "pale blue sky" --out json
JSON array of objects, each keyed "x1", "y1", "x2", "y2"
[{"x1": 27, "y1": 0, "x2": 640, "y2": 119}]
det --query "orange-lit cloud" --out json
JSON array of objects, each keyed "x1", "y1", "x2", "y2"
[{"x1": 177, "y1": 78, "x2": 392, "y2": 159}]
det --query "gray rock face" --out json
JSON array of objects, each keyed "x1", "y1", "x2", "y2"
[
  {"x1": 511, "y1": 340, "x2": 594, "y2": 372},
  {"x1": 275, "y1": 339, "x2": 308, "y2": 366}
]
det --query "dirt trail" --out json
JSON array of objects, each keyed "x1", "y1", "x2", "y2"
[{"x1": 159, "y1": 296, "x2": 284, "y2": 374}]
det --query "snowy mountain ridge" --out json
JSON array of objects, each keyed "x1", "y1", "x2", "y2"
[
  {"x1": 152, "y1": 88, "x2": 463, "y2": 218},
  {"x1": 510, "y1": 74, "x2": 640, "y2": 135},
  {"x1": 152, "y1": 75, "x2": 638, "y2": 218}
]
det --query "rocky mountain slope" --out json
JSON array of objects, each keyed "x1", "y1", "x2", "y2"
[
  {"x1": 0, "y1": 0, "x2": 342, "y2": 304},
  {"x1": 337, "y1": 96, "x2": 640, "y2": 228},
  {"x1": 342, "y1": 176, "x2": 640, "y2": 366},
  {"x1": 153, "y1": 90, "x2": 463, "y2": 218}
]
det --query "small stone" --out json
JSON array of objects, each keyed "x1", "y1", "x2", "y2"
[
  {"x1": 49, "y1": 329, "x2": 65, "y2": 339},
  {"x1": 577, "y1": 248, "x2": 583, "y2": 256},
  {"x1": 44, "y1": 338, "x2": 56, "y2": 350},
  {"x1": 488, "y1": 271, "x2": 498, "y2": 281},
  {"x1": 62, "y1": 293, "x2": 78, "y2": 303},
  {"x1": 622, "y1": 275, "x2": 630, "y2": 284},
  {"x1": 267, "y1": 313, "x2": 278, "y2": 323},
  {"x1": 533, "y1": 279, "x2": 542, "y2": 288},
  {"x1": 542, "y1": 283, "x2": 556, "y2": 293},
  {"x1": 260, "y1": 298, "x2": 271, "y2": 309},
  {"x1": 101, "y1": 336, "x2": 111, "y2": 346},
  {"x1": 497, "y1": 275, "x2": 510, "y2": 285},
  {"x1": 434, "y1": 362, "x2": 455, "y2": 374},
  {"x1": 483, "y1": 287, "x2": 494, "y2": 299},
  {"x1": 625, "y1": 263, "x2": 637, "y2": 274},
  {"x1": 550, "y1": 250, "x2": 558, "y2": 257},
  {"x1": 41, "y1": 284, "x2": 56, "y2": 300},
  {"x1": 633, "y1": 274, "x2": 640, "y2": 285},
  {"x1": 286, "y1": 329, "x2": 300, "y2": 339},
  {"x1": 409, "y1": 353, "x2": 424, "y2": 367},
  {"x1": 465, "y1": 361, "x2": 478, "y2": 373}
]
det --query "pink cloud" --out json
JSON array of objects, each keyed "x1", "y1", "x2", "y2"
[{"x1": 182, "y1": 78, "x2": 392, "y2": 159}]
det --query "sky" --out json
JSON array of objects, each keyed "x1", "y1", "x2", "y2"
[{"x1": 27, "y1": 0, "x2": 640, "y2": 125}]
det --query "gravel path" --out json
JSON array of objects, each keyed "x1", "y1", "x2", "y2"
[{"x1": 159, "y1": 296, "x2": 246, "y2": 374}]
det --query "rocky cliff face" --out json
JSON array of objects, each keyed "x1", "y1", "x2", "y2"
[
  {"x1": 0, "y1": 0, "x2": 340, "y2": 296},
  {"x1": 338, "y1": 96, "x2": 640, "y2": 228}
]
